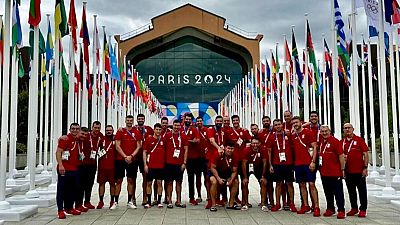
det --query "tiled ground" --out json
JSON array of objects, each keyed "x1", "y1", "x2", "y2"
[{"x1": 5, "y1": 174, "x2": 400, "y2": 225}]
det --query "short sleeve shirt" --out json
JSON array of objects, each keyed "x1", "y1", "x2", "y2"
[{"x1": 115, "y1": 127, "x2": 143, "y2": 161}]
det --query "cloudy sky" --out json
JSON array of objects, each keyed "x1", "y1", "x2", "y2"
[{"x1": 1, "y1": 0, "x2": 369, "y2": 65}]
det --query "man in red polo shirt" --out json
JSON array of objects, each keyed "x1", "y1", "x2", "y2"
[
  {"x1": 258, "y1": 116, "x2": 274, "y2": 208},
  {"x1": 97, "y1": 125, "x2": 116, "y2": 210},
  {"x1": 143, "y1": 123, "x2": 165, "y2": 209},
  {"x1": 341, "y1": 123, "x2": 369, "y2": 218},
  {"x1": 250, "y1": 124, "x2": 259, "y2": 138},
  {"x1": 164, "y1": 120, "x2": 189, "y2": 208},
  {"x1": 56, "y1": 123, "x2": 84, "y2": 219},
  {"x1": 182, "y1": 113, "x2": 202, "y2": 206},
  {"x1": 209, "y1": 141, "x2": 240, "y2": 212},
  {"x1": 76, "y1": 121, "x2": 103, "y2": 211},
  {"x1": 283, "y1": 111, "x2": 293, "y2": 133},
  {"x1": 268, "y1": 119, "x2": 297, "y2": 212},
  {"x1": 114, "y1": 115, "x2": 143, "y2": 209},
  {"x1": 196, "y1": 116, "x2": 210, "y2": 204},
  {"x1": 319, "y1": 125, "x2": 346, "y2": 219},
  {"x1": 303, "y1": 111, "x2": 321, "y2": 143},
  {"x1": 136, "y1": 113, "x2": 154, "y2": 206},
  {"x1": 159, "y1": 116, "x2": 170, "y2": 204},
  {"x1": 241, "y1": 137, "x2": 268, "y2": 211},
  {"x1": 206, "y1": 115, "x2": 225, "y2": 208},
  {"x1": 291, "y1": 116, "x2": 320, "y2": 216}
]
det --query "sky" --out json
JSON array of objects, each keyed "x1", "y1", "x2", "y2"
[{"x1": 0, "y1": 0, "x2": 369, "y2": 68}]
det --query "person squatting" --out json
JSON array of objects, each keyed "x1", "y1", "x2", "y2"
[{"x1": 56, "y1": 111, "x2": 369, "y2": 220}]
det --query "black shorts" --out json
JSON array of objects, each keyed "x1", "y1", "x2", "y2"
[
  {"x1": 114, "y1": 160, "x2": 139, "y2": 180},
  {"x1": 295, "y1": 165, "x2": 317, "y2": 183},
  {"x1": 138, "y1": 158, "x2": 145, "y2": 174},
  {"x1": 208, "y1": 169, "x2": 231, "y2": 180},
  {"x1": 147, "y1": 168, "x2": 164, "y2": 181},
  {"x1": 244, "y1": 163, "x2": 263, "y2": 180},
  {"x1": 164, "y1": 164, "x2": 184, "y2": 182},
  {"x1": 272, "y1": 165, "x2": 294, "y2": 182},
  {"x1": 186, "y1": 158, "x2": 203, "y2": 175}
]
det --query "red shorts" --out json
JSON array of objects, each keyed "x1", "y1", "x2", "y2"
[{"x1": 97, "y1": 169, "x2": 115, "y2": 184}]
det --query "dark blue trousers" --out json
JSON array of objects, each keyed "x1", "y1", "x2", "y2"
[{"x1": 321, "y1": 176, "x2": 345, "y2": 212}]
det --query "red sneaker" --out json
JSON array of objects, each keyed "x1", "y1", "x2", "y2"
[
  {"x1": 205, "y1": 199, "x2": 212, "y2": 209},
  {"x1": 358, "y1": 210, "x2": 367, "y2": 218},
  {"x1": 346, "y1": 208, "x2": 358, "y2": 216},
  {"x1": 96, "y1": 201, "x2": 104, "y2": 209},
  {"x1": 189, "y1": 199, "x2": 198, "y2": 206},
  {"x1": 58, "y1": 210, "x2": 66, "y2": 219},
  {"x1": 109, "y1": 201, "x2": 115, "y2": 209},
  {"x1": 313, "y1": 207, "x2": 321, "y2": 217},
  {"x1": 76, "y1": 205, "x2": 88, "y2": 212},
  {"x1": 289, "y1": 204, "x2": 297, "y2": 212},
  {"x1": 297, "y1": 206, "x2": 311, "y2": 214},
  {"x1": 84, "y1": 202, "x2": 95, "y2": 209},
  {"x1": 271, "y1": 204, "x2": 281, "y2": 212},
  {"x1": 337, "y1": 211, "x2": 346, "y2": 219},
  {"x1": 323, "y1": 209, "x2": 334, "y2": 217},
  {"x1": 65, "y1": 208, "x2": 81, "y2": 215}
]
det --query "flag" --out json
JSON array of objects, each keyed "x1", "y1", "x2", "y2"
[
  {"x1": 28, "y1": 0, "x2": 41, "y2": 27},
  {"x1": 41, "y1": 54, "x2": 46, "y2": 87},
  {"x1": 306, "y1": 20, "x2": 319, "y2": 93},
  {"x1": 80, "y1": 3, "x2": 91, "y2": 98},
  {"x1": 271, "y1": 53, "x2": 278, "y2": 95},
  {"x1": 29, "y1": 25, "x2": 46, "y2": 59},
  {"x1": 0, "y1": 18, "x2": 4, "y2": 65},
  {"x1": 109, "y1": 42, "x2": 120, "y2": 81},
  {"x1": 74, "y1": 64, "x2": 80, "y2": 93},
  {"x1": 335, "y1": 0, "x2": 351, "y2": 85},
  {"x1": 363, "y1": 39, "x2": 368, "y2": 63},
  {"x1": 60, "y1": 55, "x2": 69, "y2": 92},
  {"x1": 55, "y1": 0, "x2": 68, "y2": 40},
  {"x1": 126, "y1": 63, "x2": 135, "y2": 96},
  {"x1": 266, "y1": 59, "x2": 271, "y2": 81},
  {"x1": 12, "y1": 0, "x2": 22, "y2": 48},
  {"x1": 45, "y1": 19, "x2": 53, "y2": 71},
  {"x1": 93, "y1": 18, "x2": 100, "y2": 69},
  {"x1": 385, "y1": 0, "x2": 394, "y2": 24},
  {"x1": 103, "y1": 30, "x2": 111, "y2": 74},
  {"x1": 133, "y1": 70, "x2": 141, "y2": 97},
  {"x1": 68, "y1": 0, "x2": 77, "y2": 52},
  {"x1": 18, "y1": 50, "x2": 24, "y2": 77},
  {"x1": 105, "y1": 73, "x2": 110, "y2": 108},
  {"x1": 324, "y1": 38, "x2": 332, "y2": 78},
  {"x1": 393, "y1": 0, "x2": 400, "y2": 24},
  {"x1": 291, "y1": 28, "x2": 303, "y2": 87}
]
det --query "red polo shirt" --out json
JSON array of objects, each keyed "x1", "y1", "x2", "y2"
[
  {"x1": 181, "y1": 126, "x2": 201, "y2": 159},
  {"x1": 115, "y1": 127, "x2": 143, "y2": 161},
  {"x1": 267, "y1": 132, "x2": 294, "y2": 166},
  {"x1": 196, "y1": 126, "x2": 209, "y2": 158},
  {"x1": 98, "y1": 136, "x2": 115, "y2": 170},
  {"x1": 81, "y1": 132, "x2": 103, "y2": 165},
  {"x1": 259, "y1": 128, "x2": 273, "y2": 147},
  {"x1": 341, "y1": 135, "x2": 368, "y2": 174},
  {"x1": 57, "y1": 133, "x2": 80, "y2": 171},
  {"x1": 243, "y1": 146, "x2": 267, "y2": 167},
  {"x1": 210, "y1": 151, "x2": 238, "y2": 175},
  {"x1": 227, "y1": 127, "x2": 251, "y2": 160},
  {"x1": 143, "y1": 135, "x2": 166, "y2": 169},
  {"x1": 291, "y1": 128, "x2": 316, "y2": 166},
  {"x1": 206, "y1": 126, "x2": 225, "y2": 162},
  {"x1": 319, "y1": 136, "x2": 343, "y2": 177},
  {"x1": 165, "y1": 131, "x2": 189, "y2": 165}
]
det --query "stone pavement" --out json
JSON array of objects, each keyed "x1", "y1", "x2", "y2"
[{"x1": 5, "y1": 174, "x2": 400, "y2": 225}]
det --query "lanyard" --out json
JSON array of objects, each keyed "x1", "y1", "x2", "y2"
[
  {"x1": 197, "y1": 127, "x2": 206, "y2": 139},
  {"x1": 172, "y1": 132, "x2": 181, "y2": 149},
  {"x1": 125, "y1": 128, "x2": 137, "y2": 141},
  {"x1": 89, "y1": 133, "x2": 101, "y2": 151},
  {"x1": 136, "y1": 125, "x2": 146, "y2": 136},
  {"x1": 275, "y1": 132, "x2": 286, "y2": 152},
  {"x1": 215, "y1": 127, "x2": 223, "y2": 145},
  {"x1": 320, "y1": 140, "x2": 329, "y2": 155},
  {"x1": 102, "y1": 138, "x2": 113, "y2": 153},
  {"x1": 342, "y1": 139, "x2": 354, "y2": 154},
  {"x1": 233, "y1": 128, "x2": 241, "y2": 138},
  {"x1": 225, "y1": 156, "x2": 231, "y2": 168},
  {"x1": 184, "y1": 126, "x2": 190, "y2": 136},
  {"x1": 251, "y1": 150, "x2": 260, "y2": 162},
  {"x1": 162, "y1": 129, "x2": 168, "y2": 138},
  {"x1": 264, "y1": 128, "x2": 272, "y2": 144},
  {"x1": 295, "y1": 131, "x2": 307, "y2": 148},
  {"x1": 150, "y1": 137, "x2": 162, "y2": 153},
  {"x1": 77, "y1": 140, "x2": 83, "y2": 154}
]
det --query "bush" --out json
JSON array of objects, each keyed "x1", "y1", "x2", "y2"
[{"x1": 16, "y1": 142, "x2": 27, "y2": 154}]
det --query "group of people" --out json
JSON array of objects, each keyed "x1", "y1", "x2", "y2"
[{"x1": 56, "y1": 111, "x2": 369, "y2": 220}]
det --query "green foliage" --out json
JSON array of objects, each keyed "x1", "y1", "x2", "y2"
[{"x1": 16, "y1": 142, "x2": 27, "y2": 154}]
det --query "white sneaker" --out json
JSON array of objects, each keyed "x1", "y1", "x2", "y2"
[
  {"x1": 127, "y1": 201, "x2": 137, "y2": 209},
  {"x1": 261, "y1": 205, "x2": 269, "y2": 212},
  {"x1": 241, "y1": 205, "x2": 249, "y2": 211},
  {"x1": 110, "y1": 202, "x2": 118, "y2": 210}
]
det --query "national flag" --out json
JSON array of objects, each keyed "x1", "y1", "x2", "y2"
[
  {"x1": 41, "y1": 54, "x2": 46, "y2": 87},
  {"x1": 363, "y1": 39, "x2": 368, "y2": 63},
  {"x1": 29, "y1": 25, "x2": 46, "y2": 59},
  {"x1": 80, "y1": 3, "x2": 91, "y2": 98},
  {"x1": 384, "y1": 0, "x2": 394, "y2": 24},
  {"x1": 103, "y1": 29, "x2": 111, "y2": 74},
  {"x1": 126, "y1": 63, "x2": 136, "y2": 96},
  {"x1": 68, "y1": 0, "x2": 77, "y2": 52},
  {"x1": 60, "y1": 55, "x2": 69, "y2": 92},
  {"x1": 105, "y1": 73, "x2": 110, "y2": 108},
  {"x1": 18, "y1": 50, "x2": 24, "y2": 77},
  {"x1": 306, "y1": 20, "x2": 319, "y2": 93},
  {"x1": 78, "y1": 45, "x2": 83, "y2": 93},
  {"x1": 271, "y1": 53, "x2": 278, "y2": 94},
  {"x1": 55, "y1": 0, "x2": 68, "y2": 40},
  {"x1": 74, "y1": 64, "x2": 80, "y2": 93},
  {"x1": 291, "y1": 28, "x2": 303, "y2": 87},
  {"x1": 284, "y1": 39, "x2": 292, "y2": 86},
  {"x1": 109, "y1": 42, "x2": 120, "y2": 81},
  {"x1": 324, "y1": 38, "x2": 332, "y2": 78},
  {"x1": 93, "y1": 17, "x2": 100, "y2": 69},
  {"x1": 28, "y1": 0, "x2": 41, "y2": 27},
  {"x1": 12, "y1": 0, "x2": 23, "y2": 48},
  {"x1": 133, "y1": 70, "x2": 141, "y2": 97},
  {"x1": 393, "y1": 0, "x2": 400, "y2": 24},
  {"x1": 0, "y1": 18, "x2": 4, "y2": 65},
  {"x1": 45, "y1": 19, "x2": 53, "y2": 71},
  {"x1": 266, "y1": 59, "x2": 271, "y2": 81},
  {"x1": 335, "y1": 0, "x2": 351, "y2": 85}
]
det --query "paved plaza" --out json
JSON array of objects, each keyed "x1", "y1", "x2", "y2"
[{"x1": 4, "y1": 174, "x2": 400, "y2": 225}]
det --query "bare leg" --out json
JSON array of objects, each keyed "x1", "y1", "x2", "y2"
[
  {"x1": 260, "y1": 179, "x2": 267, "y2": 206},
  {"x1": 228, "y1": 180, "x2": 239, "y2": 207},
  {"x1": 275, "y1": 182, "x2": 282, "y2": 206},
  {"x1": 309, "y1": 182, "x2": 319, "y2": 208},
  {"x1": 176, "y1": 181, "x2": 182, "y2": 204},
  {"x1": 210, "y1": 177, "x2": 218, "y2": 206},
  {"x1": 299, "y1": 182, "x2": 309, "y2": 206}
]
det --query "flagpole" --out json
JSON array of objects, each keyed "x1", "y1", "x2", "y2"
[
  {"x1": 395, "y1": 30, "x2": 400, "y2": 181},
  {"x1": 68, "y1": 33, "x2": 75, "y2": 128},
  {"x1": 38, "y1": 54, "x2": 45, "y2": 171},
  {"x1": 100, "y1": 26, "x2": 106, "y2": 132},
  {"x1": 0, "y1": 0, "x2": 11, "y2": 206},
  {"x1": 331, "y1": 0, "x2": 341, "y2": 138},
  {"x1": 360, "y1": 33, "x2": 368, "y2": 143},
  {"x1": 91, "y1": 15, "x2": 98, "y2": 123},
  {"x1": 378, "y1": 0, "x2": 394, "y2": 193},
  {"x1": 270, "y1": 51, "x2": 275, "y2": 119},
  {"x1": 43, "y1": 14, "x2": 51, "y2": 174},
  {"x1": 318, "y1": 60, "x2": 322, "y2": 119},
  {"x1": 264, "y1": 57, "x2": 269, "y2": 117},
  {"x1": 389, "y1": 30, "x2": 400, "y2": 182},
  {"x1": 291, "y1": 26, "x2": 299, "y2": 116},
  {"x1": 81, "y1": 1, "x2": 89, "y2": 127},
  {"x1": 351, "y1": 0, "x2": 361, "y2": 135},
  {"x1": 304, "y1": 14, "x2": 310, "y2": 121},
  {"x1": 7, "y1": 46, "x2": 17, "y2": 185},
  {"x1": 0, "y1": 15, "x2": 2, "y2": 121}
]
